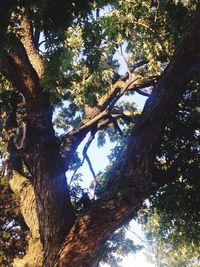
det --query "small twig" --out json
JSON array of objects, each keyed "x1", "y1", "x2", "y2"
[
  {"x1": 127, "y1": 228, "x2": 147, "y2": 244},
  {"x1": 115, "y1": 44, "x2": 132, "y2": 79},
  {"x1": 38, "y1": 40, "x2": 46, "y2": 47},
  {"x1": 107, "y1": 76, "x2": 140, "y2": 113},
  {"x1": 69, "y1": 165, "x2": 79, "y2": 186},
  {"x1": 38, "y1": 49, "x2": 45, "y2": 55}
]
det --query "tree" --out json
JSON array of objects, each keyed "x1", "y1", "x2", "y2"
[
  {"x1": 139, "y1": 84, "x2": 200, "y2": 266},
  {"x1": 0, "y1": 0, "x2": 200, "y2": 266}
]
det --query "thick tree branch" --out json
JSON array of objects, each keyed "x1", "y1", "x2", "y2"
[
  {"x1": 60, "y1": 76, "x2": 152, "y2": 166},
  {"x1": 0, "y1": 20, "x2": 75, "y2": 266},
  {"x1": 0, "y1": 6, "x2": 41, "y2": 99},
  {"x1": 131, "y1": 60, "x2": 149, "y2": 72},
  {"x1": 0, "y1": 30, "x2": 44, "y2": 105},
  {"x1": 20, "y1": 10, "x2": 44, "y2": 78},
  {"x1": 0, "y1": 47, "x2": 40, "y2": 100},
  {"x1": 152, "y1": 164, "x2": 180, "y2": 186},
  {"x1": 55, "y1": 6, "x2": 200, "y2": 266}
]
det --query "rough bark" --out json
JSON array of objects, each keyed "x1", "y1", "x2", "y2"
[
  {"x1": 1, "y1": 17, "x2": 76, "y2": 266},
  {"x1": 54, "y1": 6, "x2": 200, "y2": 267},
  {"x1": 18, "y1": 87, "x2": 77, "y2": 264},
  {"x1": 60, "y1": 76, "x2": 155, "y2": 167},
  {"x1": 0, "y1": 4, "x2": 200, "y2": 267},
  {"x1": 9, "y1": 171, "x2": 43, "y2": 267},
  {"x1": 20, "y1": 11, "x2": 44, "y2": 78}
]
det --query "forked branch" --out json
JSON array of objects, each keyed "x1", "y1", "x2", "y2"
[
  {"x1": 61, "y1": 76, "x2": 156, "y2": 164},
  {"x1": 69, "y1": 130, "x2": 97, "y2": 186},
  {"x1": 56, "y1": 6, "x2": 200, "y2": 266}
]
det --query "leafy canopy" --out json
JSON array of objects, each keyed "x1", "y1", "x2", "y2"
[{"x1": 0, "y1": 0, "x2": 199, "y2": 266}]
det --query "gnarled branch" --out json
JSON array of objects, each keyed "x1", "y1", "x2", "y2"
[
  {"x1": 55, "y1": 6, "x2": 200, "y2": 266},
  {"x1": 60, "y1": 75, "x2": 153, "y2": 166}
]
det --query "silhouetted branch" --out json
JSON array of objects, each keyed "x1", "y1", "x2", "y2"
[{"x1": 69, "y1": 130, "x2": 97, "y2": 186}]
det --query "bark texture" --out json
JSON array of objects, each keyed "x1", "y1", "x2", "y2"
[
  {"x1": 9, "y1": 172, "x2": 43, "y2": 267},
  {"x1": 54, "y1": 6, "x2": 200, "y2": 266},
  {"x1": 0, "y1": 4, "x2": 200, "y2": 267}
]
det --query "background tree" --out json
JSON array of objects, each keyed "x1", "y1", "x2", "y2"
[{"x1": 0, "y1": 0, "x2": 200, "y2": 266}]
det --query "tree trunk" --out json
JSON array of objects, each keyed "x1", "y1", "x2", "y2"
[
  {"x1": 54, "y1": 7, "x2": 200, "y2": 266},
  {"x1": 9, "y1": 172, "x2": 43, "y2": 267},
  {"x1": 21, "y1": 98, "x2": 76, "y2": 265},
  {"x1": 1, "y1": 4, "x2": 200, "y2": 267}
]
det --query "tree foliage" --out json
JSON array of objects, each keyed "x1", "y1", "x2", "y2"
[
  {"x1": 0, "y1": 176, "x2": 28, "y2": 266},
  {"x1": 139, "y1": 84, "x2": 200, "y2": 266},
  {"x1": 0, "y1": 0, "x2": 200, "y2": 266}
]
